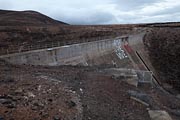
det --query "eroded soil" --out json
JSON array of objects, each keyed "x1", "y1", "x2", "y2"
[{"x1": 0, "y1": 60, "x2": 180, "y2": 120}]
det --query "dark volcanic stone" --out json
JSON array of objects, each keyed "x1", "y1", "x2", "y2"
[
  {"x1": 53, "y1": 115, "x2": 61, "y2": 120},
  {"x1": 0, "y1": 116, "x2": 4, "y2": 120},
  {"x1": 66, "y1": 100, "x2": 76, "y2": 108}
]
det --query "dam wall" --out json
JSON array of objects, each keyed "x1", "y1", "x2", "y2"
[{"x1": 0, "y1": 37, "x2": 128, "y2": 66}]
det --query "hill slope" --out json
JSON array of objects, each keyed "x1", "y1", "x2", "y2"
[
  {"x1": 0, "y1": 10, "x2": 136, "y2": 50},
  {"x1": 0, "y1": 10, "x2": 68, "y2": 26}
]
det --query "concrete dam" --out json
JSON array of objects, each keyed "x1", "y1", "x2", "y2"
[
  {"x1": 0, "y1": 36, "x2": 130, "y2": 66},
  {"x1": 0, "y1": 33, "x2": 147, "y2": 68},
  {"x1": 0, "y1": 33, "x2": 156, "y2": 86}
]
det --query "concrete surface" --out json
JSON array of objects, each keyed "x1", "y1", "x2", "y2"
[
  {"x1": 0, "y1": 34, "x2": 145, "y2": 67},
  {"x1": 148, "y1": 110, "x2": 172, "y2": 120},
  {"x1": 0, "y1": 37, "x2": 128, "y2": 66}
]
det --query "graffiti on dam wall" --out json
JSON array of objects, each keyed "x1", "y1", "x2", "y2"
[
  {"x1": 115, "y1": 47, "x2": 128, "y2": 59},
  {"x1": 113, "y1": 39, "x2": 128, "y2": 60},
  {"x1": 113, "y1": 39, "x2": 121, "y2": 47}
]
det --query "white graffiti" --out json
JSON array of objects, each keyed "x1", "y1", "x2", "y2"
[
  {"x1": 113, "y1": 39, "x2": 121, "y2": 47},
  {"x1": 113, "y1": 39, "x2": 128, "y2": 60},
  {"x1": 115, "y1": 47, "x2": 128, "y2": 59}
]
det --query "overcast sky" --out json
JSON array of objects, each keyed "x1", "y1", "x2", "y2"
[{"x1": 0, "y1": 0, "x2": 180, "y2": 25}]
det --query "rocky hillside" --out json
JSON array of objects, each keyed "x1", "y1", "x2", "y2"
[
  {"x1": 144, "y1": 28, "x2": 180, "y2": 92},
  {"x1": 0, "y1": 10, "x2": 68, "y2": 26}
]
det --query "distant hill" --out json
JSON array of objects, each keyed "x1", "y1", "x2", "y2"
[
  {"x1": 0, "y1": 10, "x2": 68, "y2": 26},
  {"x1": 139, "y1": 22, "x2": 180, "y2": 27},
  {"x1": 0, "y1": 9, "x2": 137, "y2": 50}
]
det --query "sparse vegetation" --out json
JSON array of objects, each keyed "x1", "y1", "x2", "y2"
[{"x1": 144, "y1": 28, "x2": 180, "y2": 91}]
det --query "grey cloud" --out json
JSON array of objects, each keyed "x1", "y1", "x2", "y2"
[
  {"x1": 121, "y1": 13, "x2": 180, "y2": 24},
  {"x1": 117, "y1": 15, "x2": 138, "y2": 23},
  {"x1": 148, "y1": 5, "x2": 180, "y2": 16},
  {"x1": 0, "y1": 1, "x2": 13, "y2": 9},
  {"x1": 112, "y1": 0, "x2": 164, "y2": 11},
  {"x1": 54, "y1": 11, "x2": 117, "y2": 25}
]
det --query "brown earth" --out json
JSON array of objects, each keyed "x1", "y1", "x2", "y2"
[{"x1": 0, "y1": 60, "x2": 180, "y2": 120}]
